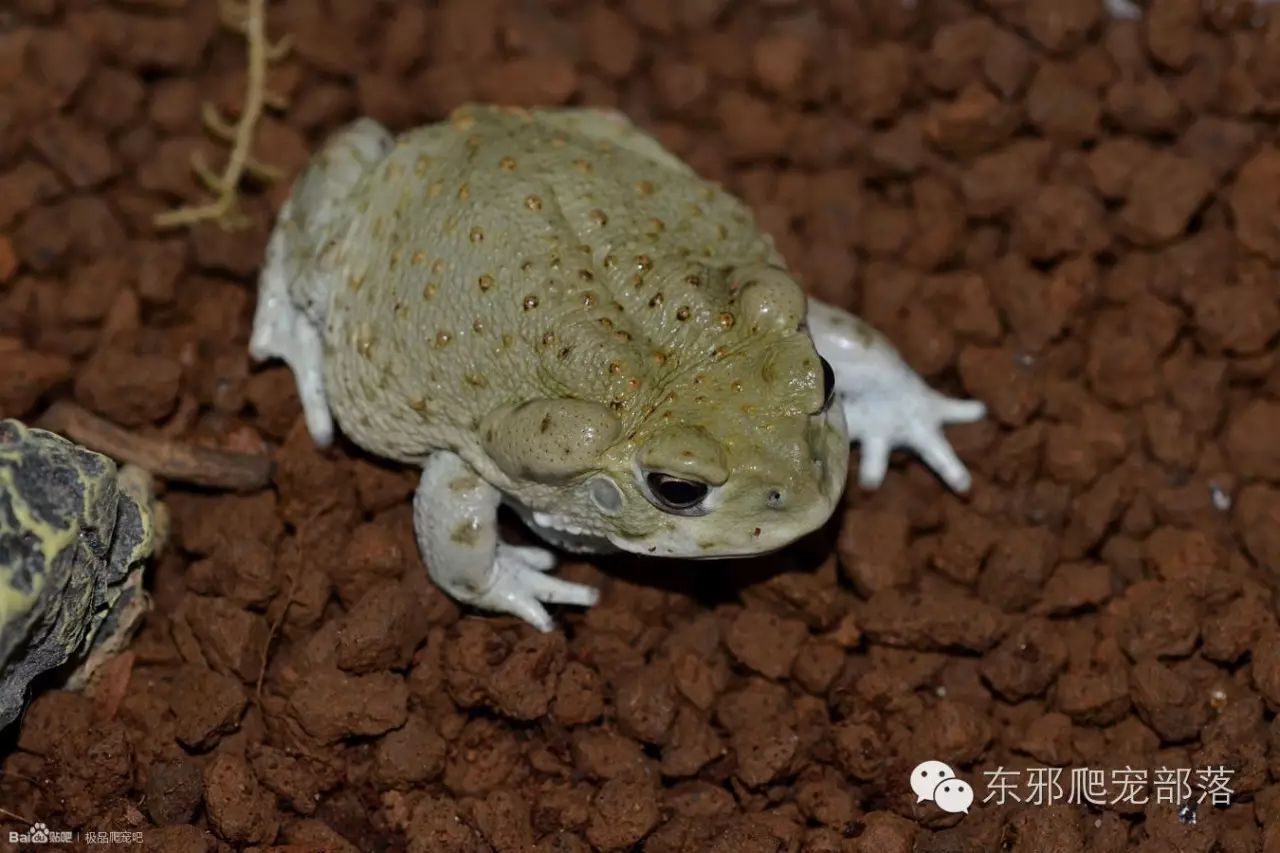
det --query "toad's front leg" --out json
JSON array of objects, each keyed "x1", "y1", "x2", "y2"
[
  {"x1": 414, "y1": 451, "x2": 600, "y2": 632},
  {"x1": 807, "y1": 298, "x2": 986, "y2": 492}
]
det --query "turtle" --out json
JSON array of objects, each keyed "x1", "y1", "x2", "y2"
[{"x1": 0, "y1": 418, "x2": 158, "y2": 727}]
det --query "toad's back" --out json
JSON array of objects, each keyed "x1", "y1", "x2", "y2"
[{"x1": 313, "y1": 106, "x2": 780, "y2": 463}]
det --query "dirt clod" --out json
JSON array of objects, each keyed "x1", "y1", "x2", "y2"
[
  {"x1": 144, "y1": 759, "x2": 203, "y2": 826},
  {"x1": 203, "y1": 752, "x2": 279, "y2": 845},
  {"x1": 287, "y1": 667, "x2": 409, "y2": 743},
  {"x1": 168, "y1": 665, "x2": 247, "y2": 750}
]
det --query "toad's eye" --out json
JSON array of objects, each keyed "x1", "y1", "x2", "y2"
[
  {"x1": 820, "y1": 356, "x2": 836, "y2": 410},
  {"x1": 644, "y1": 472, "x2": 709, "y2": 514}
]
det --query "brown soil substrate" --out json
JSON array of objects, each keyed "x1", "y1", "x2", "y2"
[{"x1": 3, "y1": 0, "x2": 1280, "y2": 851}]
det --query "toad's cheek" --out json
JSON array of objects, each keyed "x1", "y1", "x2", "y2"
[
  {"x1": 605, "y1": 472, "x2": 847, "y2": 561},
  {"x1": 815, "y1": 401, "x2": 851, "y2": 502}
]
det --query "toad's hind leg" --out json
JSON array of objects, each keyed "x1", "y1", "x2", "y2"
[
  {"x1": 249, "y1": 118, "x2": 394, "y2": 448},
  {"x1": 250, "y1": 214, "x2": 335, "y2": 445}
]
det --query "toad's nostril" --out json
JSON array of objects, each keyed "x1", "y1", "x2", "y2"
[{"x1": 767, "y1": 489, "x2": 783, "y2": 509}]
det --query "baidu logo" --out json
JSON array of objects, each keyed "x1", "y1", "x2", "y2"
[{"x1": 911, "y1": 760, "x2": 975, "y2": 815}]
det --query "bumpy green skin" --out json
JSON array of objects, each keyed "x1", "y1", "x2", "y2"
[
  {"x1": 0, "y1": 420, "x2": 152, "y2": 726},
  {"x1": 312, "y1": 106, "x2": 848, "y2": 557}
]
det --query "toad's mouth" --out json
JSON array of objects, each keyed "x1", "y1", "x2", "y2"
[
  {"x1": 506, "y1": 500, "x2": 619, "y2": 555},
  {"x1": 655, "y1": 545, "x2": 790, "y2": 560},
  {"x1": 609, "y1": 527, "x2": 814, "y2": 560},
  {"x1": 514, "y1": 500, "x2": 809, "y2": 561}
]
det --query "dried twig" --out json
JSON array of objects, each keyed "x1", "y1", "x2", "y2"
[
  {"x1": 253, "y1": 499, "x2": 331, "y2": 706},
  {"x1": 153, "y1": 0, "x2": 292, "y2": 231},
  {"x1": 0, "y1": 806, "x2": 32, "y2": 827},
  {"x1": 255, "y1": 549, "x2": 299, "y2": 706},
  {"x1": 38, "y1": 401, "x2": 272, "y2": 492}
]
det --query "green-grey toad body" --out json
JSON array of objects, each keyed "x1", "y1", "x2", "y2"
[
  {"x1": 0, "y1": 419, "x2": 154, "y2": 726},
  {"x1": 251, "y1": 105, "x2": 984, "y2": 630}
]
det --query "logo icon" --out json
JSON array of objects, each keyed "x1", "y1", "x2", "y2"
[
  {"x1": 910, "y1": 760, "x2": 974, "y2": 815},
  {"x1": 7, "y1": 821, "x2": 73, "y2": 844}
]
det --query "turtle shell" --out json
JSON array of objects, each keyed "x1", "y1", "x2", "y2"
[{"x1": 0, "y1": 419, "x2": 153, "y2": 727}]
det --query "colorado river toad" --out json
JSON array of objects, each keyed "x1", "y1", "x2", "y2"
[{"x1": 251, "y1": 105, "x2": 984, "y2": 631}]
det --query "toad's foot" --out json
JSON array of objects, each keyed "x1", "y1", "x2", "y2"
[
  {"x1": 807, "y1": 297, "x2": 986, "y2": 493},
  {"x1": 1102, "y1": 0, "x2": 1141, "y2": 19},
  {"x1": 415, "y1": 451, "x2": 598, "y2": 633},
  {"x1": 470, "y1": 543, "x2": 599, "y2": 632},
  {"x1": 843, "y1": 385, "x2": 985, "y2": 492}
]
